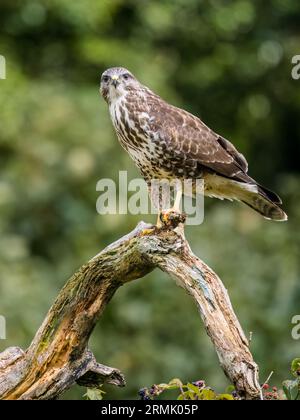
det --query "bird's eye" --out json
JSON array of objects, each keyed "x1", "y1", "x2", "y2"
[
  {"x1": 123, "y1": 73, "x2": 131, "y2": 80},
  {"x1": 102, "y1": 75, "x2": 110, "y2": 83}
]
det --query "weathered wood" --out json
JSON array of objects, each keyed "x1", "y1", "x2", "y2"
[{"x1": 0, "y1": 214, "x2": 261, "y2": 400}]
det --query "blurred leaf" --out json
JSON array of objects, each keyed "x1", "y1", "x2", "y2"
[
  {"x1": 84, "y1": 387, "x2": 105, "y2": 400},
  {"x1": 291, "y1": 358, "x2": 300, "y2": 377},
  {"x1": 167, "y1": 378, "x2": 184, "y2": 390},
  {"x1": 198, "y1": 389, "x2": 217, "y2": 400},
  {"x1": 187, "y1": 382, "x2": 202, "y2": 395},
  {"x1": 226, "y1": 385, "x2": 236, "y2": 394},
  {"x1": 216, "y1": 393, "x2": 235, "y2": 400},
  {"x1": 282, "y1": 379, "x2": 300, "y2": 401}
]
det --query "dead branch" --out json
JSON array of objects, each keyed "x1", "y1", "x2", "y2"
[{"x1": 0, "y1": 213, "x2": 261, "y2": 400}]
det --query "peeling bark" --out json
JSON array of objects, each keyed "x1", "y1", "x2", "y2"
[{"x1": 0, "y1": 215, "x2": 261, "y2": 400}]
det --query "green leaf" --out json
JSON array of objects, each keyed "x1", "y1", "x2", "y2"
[
  {"x1": 84, "y1": 387, "x2": 106, "y2": 400},
  {"x1": 291, "y1": 358, "x2": 300, "y2": 377},
  {"x1": 177, "y1": 391, "x2": 190, "y2": 400},
  {"x1": 186, "y1": 382, "x2": 202, "y2": 396},
  {"x1": 216, "y1": 393, "x2": 235, "y2": 400},
  {"x1": 226, "y1": 385, "x2": 235, "y2": 394},
  {"x1": 198, "y1": 389, "x2": 217, "y2": 400},
  {"x1": 186, "y1": 390, "x2": 197, "y2": 400},
  {"x1": 282, "y1": 380, "x2": 299, "y2": 401},
  {"x1": 157, "y1": 383, "x2": 169, "y2": 392},
  {"x1": 167, "y1": 378, "x2": 184, "y2": 390},
  {"x1": 158, "y1": 383, "x2": 168, "y2": 388}
]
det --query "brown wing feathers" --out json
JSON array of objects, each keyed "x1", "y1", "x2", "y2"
[{"x1": 156, "y1": 99, "x2": 284, "y2": 209}]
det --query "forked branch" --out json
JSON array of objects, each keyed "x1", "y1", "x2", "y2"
[{"x1": 0, "y1": 213, "x2": 261, "y2": 400}]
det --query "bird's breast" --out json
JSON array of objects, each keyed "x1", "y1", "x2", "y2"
[
  {"x1": 109, "y1": 98, "x2": 197, "y2": 180},
  {"x1": 110, "y1": 100, "x2": 158, "y2": 166}
]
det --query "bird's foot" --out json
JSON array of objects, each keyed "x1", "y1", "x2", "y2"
[
  {"x1": 159, "y1": 208, "x2": 186, "y2": 229},
  {"x1": 140, "y1": 227, "x2": 156, "y2": 236},
  {"x1": 140, "y1": 210, "x2": 186, "y2": 235}
]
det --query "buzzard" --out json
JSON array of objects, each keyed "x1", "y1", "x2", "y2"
[{"x1": 100, "y1": 67, "x2": 287, "y2": 223}]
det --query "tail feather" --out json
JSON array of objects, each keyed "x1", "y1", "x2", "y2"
[
  {"x1": 244, "y1": 175, "x2": 283, "y2": 205},
  {"x1": 257, "y1": 184, "x2": 282, "y2": 205},
  {"x1": 241, "y1": 189, "x2": 287, "y2": 221},
  {"x1": 231, "y1": 177, "x2": 287, "y2": 221},
  {"x1": 202, "y1": 174, "x2": 288, "y2": 221}
]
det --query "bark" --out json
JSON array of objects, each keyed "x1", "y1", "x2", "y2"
[{"x1": 0, "y1": 212, "x2": 261, "y2": 400}]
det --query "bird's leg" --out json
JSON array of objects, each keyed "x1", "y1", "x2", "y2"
[
  {"x1": 140, "y1": 213, "x2": 162, "y2": 235},
  {"x1": 156, "y1": 212, "x2": 163, "y2": 229},
  {"x1": 141, "y1": 180, "x2": 162, "y2": 235},
  {"x1": 160, "y1": 180, "x2": 185, "y2": 226},
  {"x1": 173, "y1": 181, "x2": 183, "y2": 213},
  {"x1": 142, "y1": 179, "x2": 186, "y2": 232}
]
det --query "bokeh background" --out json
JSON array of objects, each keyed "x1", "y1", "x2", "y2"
[{"x1": 0, "y1": 0, "x2": 299, "y2": 400}]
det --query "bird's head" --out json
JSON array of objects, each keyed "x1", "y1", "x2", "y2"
[{"x1": 100, "y1": 67, "x2": 139, "y2": 104}]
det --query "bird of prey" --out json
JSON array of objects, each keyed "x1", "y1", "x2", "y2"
[{"x1": 100, "y1": 67, "x2": 287, "y2": 223}]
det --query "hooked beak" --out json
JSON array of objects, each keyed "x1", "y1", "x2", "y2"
[{"x1": 111, "y1": 75, "x2": 119, "y2": 88}]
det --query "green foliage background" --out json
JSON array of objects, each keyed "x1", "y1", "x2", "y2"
[{"x1": 0, "y1": 0, "x2": 299, "y2": 399}]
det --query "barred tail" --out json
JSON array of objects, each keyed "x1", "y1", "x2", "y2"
[
  {"x1": 241, "y1": 185, "x2": 288, "y2": 221},
  {"x1": 202, "y1": 174, "x2": 288, "y2": 221}
]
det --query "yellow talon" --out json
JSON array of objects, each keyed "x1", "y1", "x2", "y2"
[
  {"x1": 161, "y1": 213, "x2": 168, "y2": 223},
  {"x1": 160, "y1": 209, "x2": 186, "y2": 228},
  {"x1": 140, "y1": 228, "x2": 155, "y2": 236}
]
